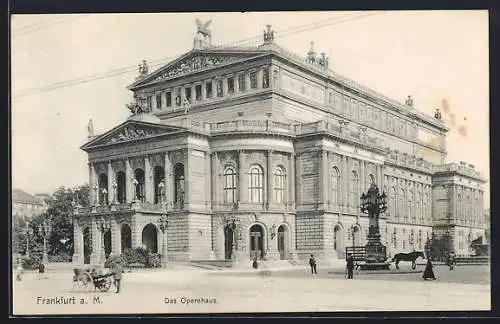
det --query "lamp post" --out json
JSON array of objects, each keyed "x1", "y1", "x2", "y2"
[
  {"x1": 38, "y1": 214, "x2": 52, "y2": 264},
  {"x1": 159, "y1": 212, "x2": 169, "y2": 267},
  {"x1": 98, "y1": 216, "x2": 111, "y2": 265},
  {"x1": 132, "y1": 178, "x2": 139, "y2": 202},
  {"x1": 227, "y1": 203, "x2": 240, "y2": 261},
  {"x1": 112, "y1": 181, "x2": 118, "y2": 204},
  {"x1": 158, "y1": 180, "x2": 165, "y2": 205},
  {"x1": 25, "y1": 219, "x2": 33, "y2": 259},
  {"x1": 360, "y1": 183, "x2": 388, "y2": 265}
]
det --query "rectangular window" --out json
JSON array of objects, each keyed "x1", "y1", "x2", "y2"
[
  {"x1": 166, "y1": 92, "x2": 172, "y2": 107},
  {"x1": 147, "y1": 96, "x2": 152, "y2": 110},
  {"x1": 156, "y1": 94, "x2": 162, "y2": 109},
  {"x1": 195, "y1": 84, "x2": 202, "y2": 101},
  {"x1": 216, "y1": 79, "x2": 223, "y2": 97},
  {"x1": 206, "y1": 81, "x2": 213, "y2": 98},
  {"x1": 238, "y1": 74, "x2": 245, "y2": 91},
  {"x1": 262, "y1": 68, "x2": 270, "y2": 88},
  {"x1": 250, "y1": 71, "x2": 257, "y2": 89},
  {"x1": 227, "y1": 77, "x2": 235, "y2": 94}
]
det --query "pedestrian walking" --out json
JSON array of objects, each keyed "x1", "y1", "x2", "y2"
[
  {"x1": 346, "y1": 254, "x2": 355, "y2": 279},
  {"x1": 252, "y1": 256, "x2": 259, "y2": 269},
  {"x1": 38, "y1": 262, "x2": 45, "y2": 279},
  {"x1": 112, "y1": 260, "x2": 124, "y2": 293},
  {"x1": 447, "y1": 252, "x2": 455, "y2": 270},
  {"x1": 309, "y1": 254, "x2": 317, "y2": 275},
  {"x1": 423, "y1": 258, "x2": 436, "y2": 280},
  {"x1": 15, "y1": 264, "x2": 24, "y2": 282}
]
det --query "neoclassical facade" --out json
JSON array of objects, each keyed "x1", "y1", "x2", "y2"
[{"x1": 72, "y1": 24, "x2": 486, "y2": 265}]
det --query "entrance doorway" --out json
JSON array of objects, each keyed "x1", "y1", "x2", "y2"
[
  {"x1": 142, "y1": 223, "x2": 158, "y2": 253},
  {"x1": 104, "y1": 230, "x2": 112, "y2": 259},
  {"x1": 249, "y1": 224, "x2": 264, "y2": 259},
  {"x1": 277, "y1": 225, "x2": 289, "y2": 260},
  {"x1": 224, "y1": 224, "x2": 234, "y2": 260}
]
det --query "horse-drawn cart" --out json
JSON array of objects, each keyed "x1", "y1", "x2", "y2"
[{"x1": 73, "y1": 267, "x2": 114, "y2": 292}]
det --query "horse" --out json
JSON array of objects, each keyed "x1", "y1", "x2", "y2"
[{"x1": 391, "y1": 251, "x2": 425, "y2": 270}]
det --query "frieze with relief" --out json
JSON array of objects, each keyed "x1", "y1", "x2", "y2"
[
  {"x1": 107, "y1": 125, "x2": 163, "y2": 144},
  {"x1": 97, "y1": 163, "x2": 107, "y2": 174},
  {"x1": 153, "y1": 54, "x2": 257, "y2": 83},
  {"x1": 112, "y1": 160, "x2": 125, "y2": 172},
  {"x1": 150, "y1": 153, "x2": 164, "y2": 167}
]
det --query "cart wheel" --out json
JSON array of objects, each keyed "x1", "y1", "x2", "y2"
[
  {"x1": 97, "y1": 277, "x2": 112, "y2": 292},
  {"x1": 77, "y1": 272, "x2": 93, "y2": 292}
]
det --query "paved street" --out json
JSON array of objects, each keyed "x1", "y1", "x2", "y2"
[{"x1": 13, "y1": 264, "x2": 490, "y2": 315}]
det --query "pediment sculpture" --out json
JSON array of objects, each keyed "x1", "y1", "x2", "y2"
[
  {"x1": 153, "y1": 54, "x2": 254, "y2": 83},
  {"x1": 107, "y1": 125, "x2": 161, "y2": 143}
]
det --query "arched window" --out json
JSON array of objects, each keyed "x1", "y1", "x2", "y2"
[
  {"x1": 273, "y1": 166, "x2": 286, "y2": 203},
  {"x1": 116, "y1": 171, "x2": 126, "y2": 203},
  {"x1": 134, "y1": 169, "x2": 145, "y2": 202},
  {"x1": 390, "y1": 187, "x2": 396, "y2": 220},
  {"x1": 350, "y1": 171, "x2": 359, "y2": 207},
  {"x1": 223, "y1": 166, "x2": 237, "y2": 204},
  {"x1": 399, "y1": 188, "x2": 405, "y2": 221},
  {"x1": 331, "y1": 167, "x2": 340, "y2": 205},
  {"x1": 153, "y1": 166, "x2": 165, "y2": 204},
  {"x1": 174, "y1": 163, "x2": 185, "y2": 207},
  {"x1": 248, "y1": 165, "x2": 264, "y2": 203}
]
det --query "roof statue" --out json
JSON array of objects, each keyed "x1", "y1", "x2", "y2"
[
  {"x1": 137, "y1": 60, "x2": 149, "y2": 78},
  {"x1": 194, "y1": 19, "x2": 212, "y2": 49},
  {"x1": 434, "y1": 108, "x2": 442, "y2": 120},
  {"x1": 307, "y1": 42, "x2": 317, "y2": 64},
  {"x1": 318, "y1": 52, "x2": 329, "y2": 69},
  {"x1": 87, "y1": 119, "x2": 94, "y2": 138},
  {"x1": 126, "y1": 95, "x2": 149, "y2": 116},
  {"x1": 263, "y1": 25, "x2": 275, "y2": 44},
  {"x1": 405, "y1": 95, "x2": 414, "y2": 107}
]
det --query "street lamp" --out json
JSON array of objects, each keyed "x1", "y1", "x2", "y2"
[
  {"x1": 38, "y1": 214, "x2": 52, "y2": 264},
  {"x1": 25, "y1": 219, "x2": 34, "y2": 258},
  {"x1": 102, "y1": 188, "x2": 108, "y2": 205},
  {"x1": 112, "y1": 181, "x2": 118, "y2": 204},
  {"x1": 132, "y1": 178, "x2": 139, "y2": 202},
  {"x1": 158, "y1": 180, "x2": 165, "y2": 205},
  {"x1": 226, "y1": 203, "x2": 240, "y2": 261},
  {"x1": 98, "y1": 216, "x2": 111, "y2": 265},
  {"x1": 360, "y1": 183, "x2": 388, "y2": 264},
  {"x1": 74, "y1": 186, "x2": 81, "y2": 208},
  {"x1": 159, "y1": 212, "x2": 169, "y2": 267}
]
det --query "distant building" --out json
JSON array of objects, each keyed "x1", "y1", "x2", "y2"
[{"x1": 12, "y1": 189, "x2": 47, "y2": 220}]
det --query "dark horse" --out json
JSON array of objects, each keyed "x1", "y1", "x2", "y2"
[{"x1": 391, "y1": 251, "x2": 425, "y2": 270}]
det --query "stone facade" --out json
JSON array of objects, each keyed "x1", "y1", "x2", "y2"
[{"x1": 73, "y1": 25, "x2": 486, "y2": 266}]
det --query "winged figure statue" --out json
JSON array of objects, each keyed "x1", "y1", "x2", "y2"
[{"x1": 196, "y1": 18, "x2": 212, "y2": 42}]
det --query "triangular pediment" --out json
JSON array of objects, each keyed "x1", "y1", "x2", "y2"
[
  {"x1": 81, "y1": 120, "x2": 185, "y2": 150},
  {"x1": 129, "y1": 48, "x2": 267, "y2": 89}
]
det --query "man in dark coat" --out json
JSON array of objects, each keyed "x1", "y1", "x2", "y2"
[
  {"x1": 309, "y1": 254, "x2": 317, "y2": 275},
  {"x1": 447, "y1": 252, "x2": 455, "y2": 270},
  {"x1": 423, "y1": 258, "x2": 436, "y2": 280},
  {"x1": 346, "y1": 254, "x2": 355, "y2": 279},
  {"x1": 112, "y1": 261, "x2": 124, "y2": 293}
]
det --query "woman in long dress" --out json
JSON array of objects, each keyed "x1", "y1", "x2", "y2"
[{"x1": 423, "y1": 259, "x2": 436, "y2": 280}]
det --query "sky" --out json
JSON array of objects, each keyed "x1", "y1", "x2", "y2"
[{"x1": 11, "y1": 11, "x2": 489, "y2": 207}]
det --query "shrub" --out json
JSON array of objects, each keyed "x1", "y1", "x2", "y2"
[
  {"x1": 48, "y1": 253, "x2": 72, "y2": 263},
  {"x1": 146, "y1": 253, "x2": 162, "y2": 268},
  {"x1": 104, "y1": 254, "x2": 126, "y2": 268},
  {"x1": 22, "y1": 255, "x2": 41, "y2": 270},
  {"x1": 121, "y1": 247, "x2": 147, "y2": 265}
]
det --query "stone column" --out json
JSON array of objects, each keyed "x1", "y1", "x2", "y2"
[
  {"x1": 191, "y1": 84, "x2": 196, "y2": 103},
  {"x1": 211, "y1": 152, "x2": 219, "y2": 208},
  {"x1": 110, "y1": 218, "x2": 119, "y2": 256},
  {"x1": 107, "y1": 161, "x2": 114, "y2": 204},
  {"x1": 320, "y1": 150, "x2": 328, "y2": 209},
  {"x1": 90, "y1": 217, "x2": 100, "y2": 264},
  {"x1": 89, "y1": 163, "x2": 97, "y2": 205},
  {"x1": 145, "y1": 155, "x2": 153, "y2": 203},
  {"x1": 125, "y1": 158, "x2": 133, "y2": 203},
  {"x1": 234, "y1": 74, "x2": 239, "y2": 93},
  {"x1": 72, "y1": 220, "x2": 82, "y2": 264},
  {"x1": 296, "y1": 153, "x2": 301, "y2": 207},
  {"x1": 360, "y1": 160, "x2": 365, "y2": 195},
  {"x1": 238, "y1": 150, "x2": 245, "y2": 204},
  {"x1": 201, "y1": 81, "x2": 207, "y2": 101},
  {"x1": 205, "y1": 151, "x2": 211, "y2": 210},
  {"x1": 212, "y1": 79, "x2": 217, "y2": 98},
  {"x1": 257, "y1": 68, "x2": 263, "y2": 88},
  {"x1": 222, "y1": 77, "x2": 228, "y2": 97},
  {"x1": 164, "y1": 152, "x2": 172, "y2": 209},
  {"x1": 185, "y1": 149, "x2": 191, "y2": 208},
  {"x1": 289, "y1": 153, "x2": 295, "y2": 209},
  {"x1": 245, "y1": 71, "x2": 251, "y2": 90},
  {"x1": 267, "y1": 150, "x2": 273, "y2": 209}
]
